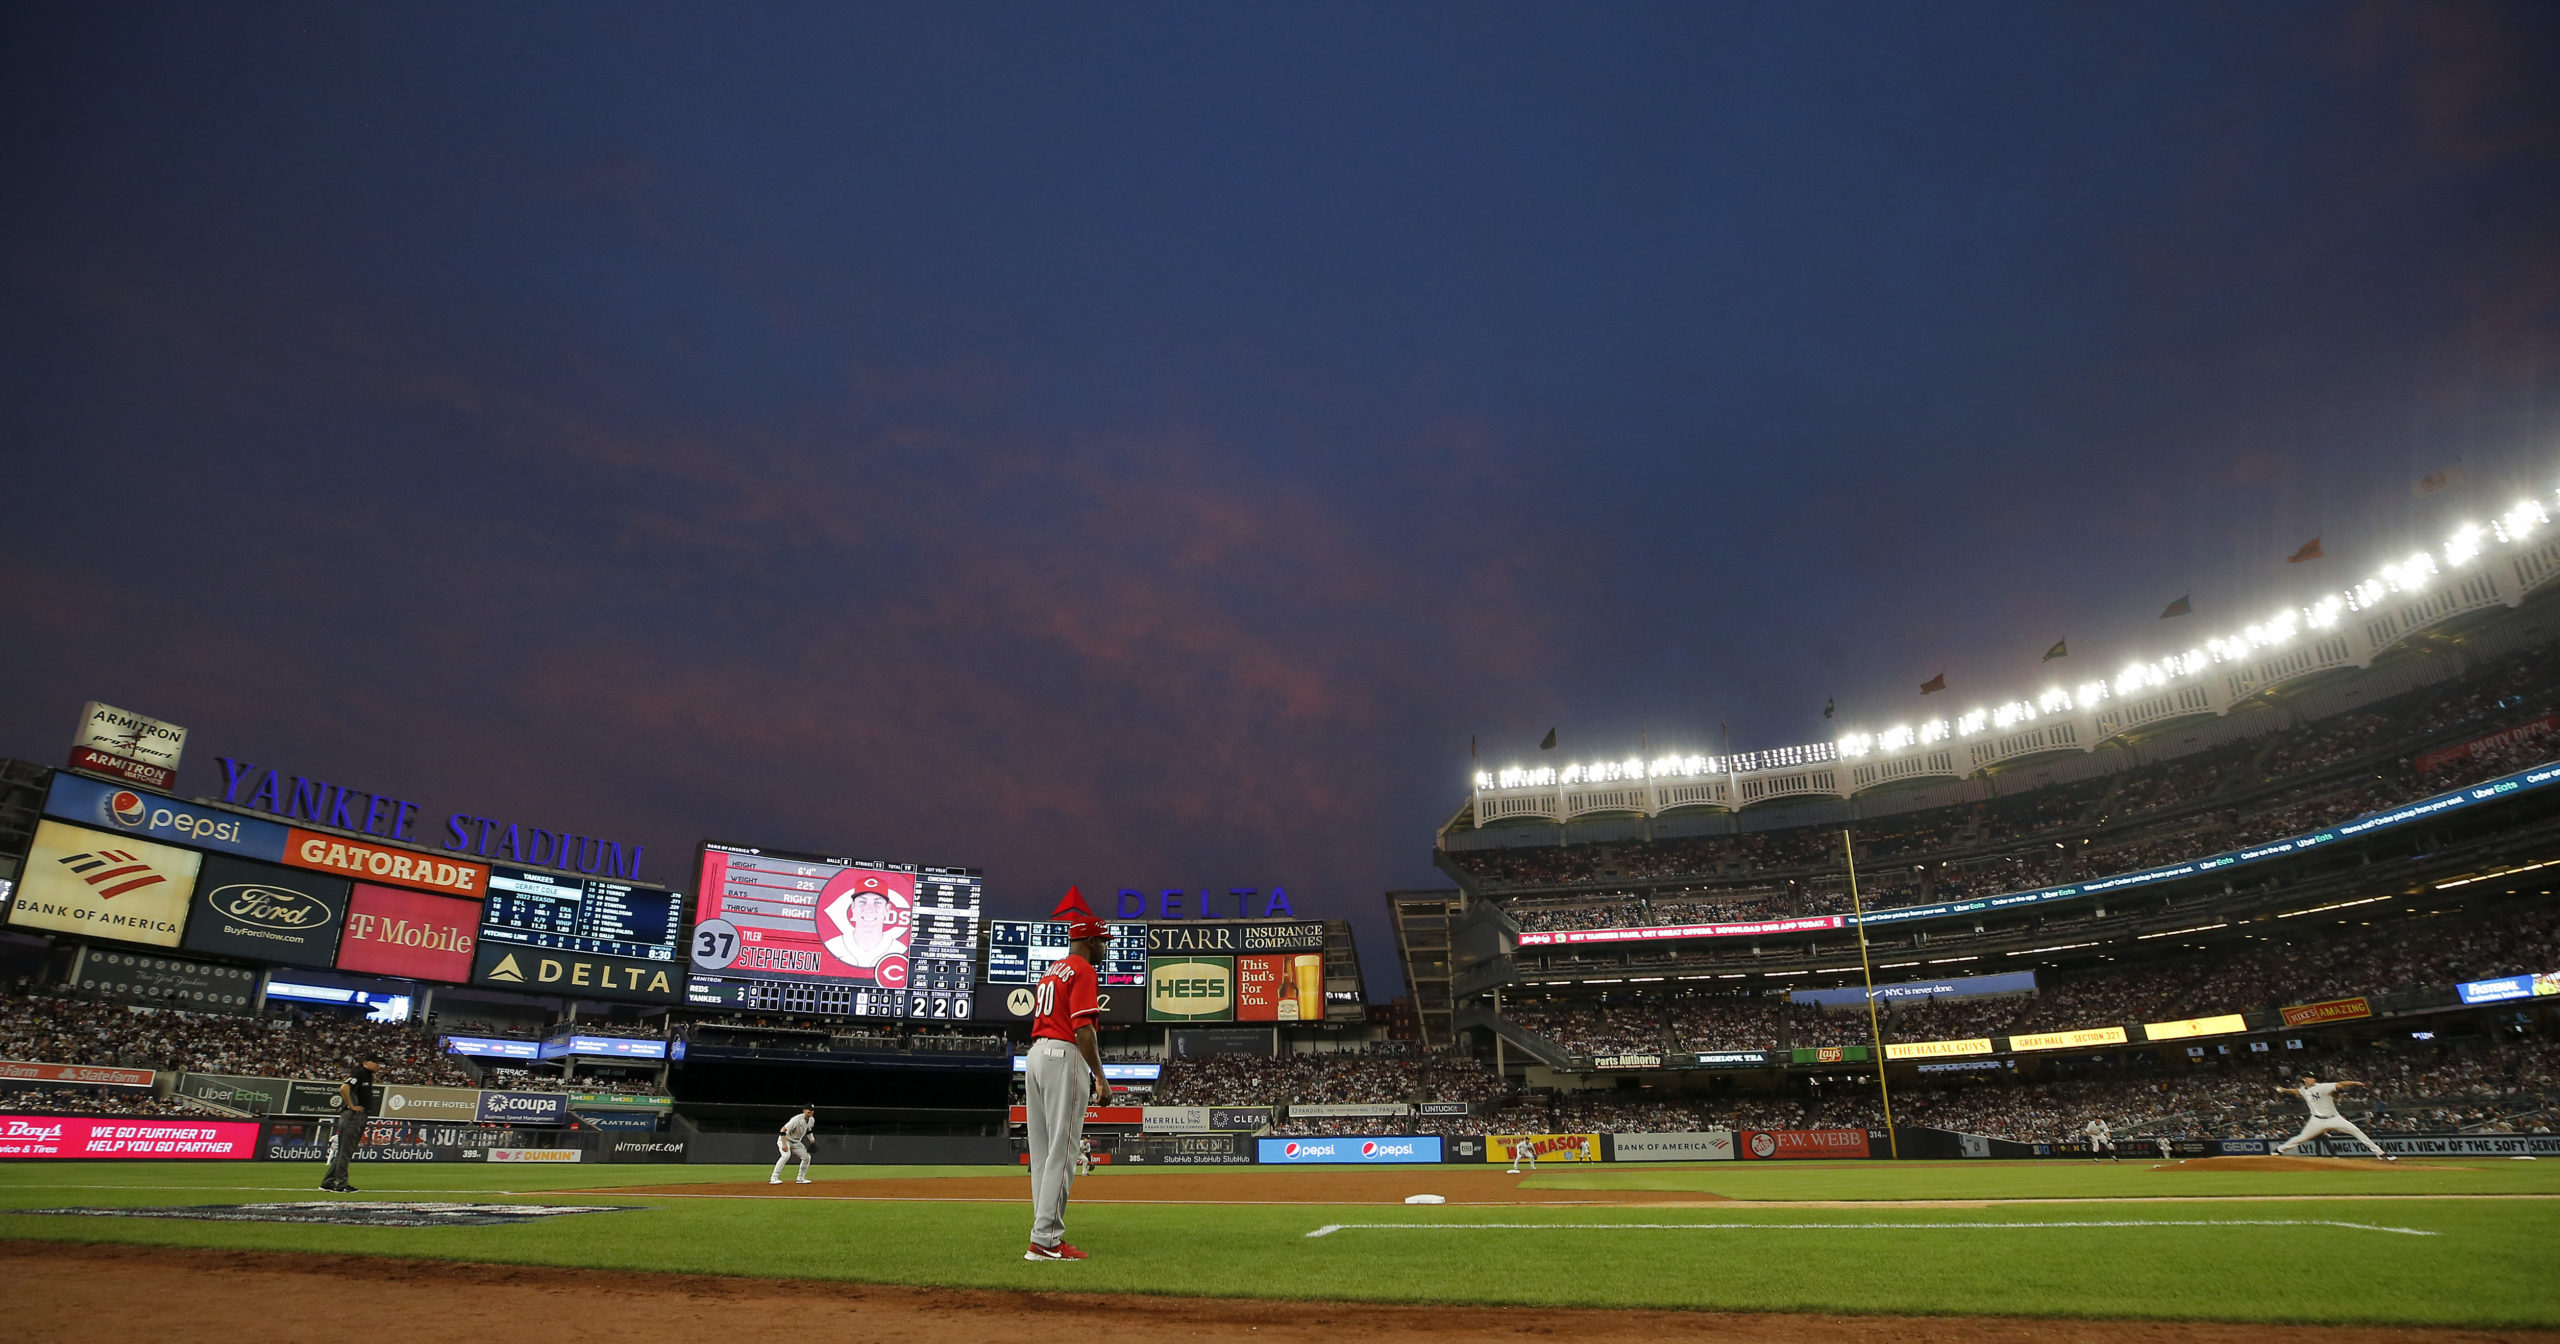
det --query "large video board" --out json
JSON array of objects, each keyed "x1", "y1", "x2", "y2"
[
  {"x1": 984, "y1": 920, "x2": 1149, "y2": 987},
  {"x1": 686, "y1": 842, "x2": 982, "y2": 1020}
]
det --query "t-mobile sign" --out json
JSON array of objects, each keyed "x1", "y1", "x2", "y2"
[{"x1": 335, "y1": 882, "x2": 479, "y2": 982}]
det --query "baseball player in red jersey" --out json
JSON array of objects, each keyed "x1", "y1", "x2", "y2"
[{"x1": 1024, "y1": 887, "x2": 1114, "y2": 1262}]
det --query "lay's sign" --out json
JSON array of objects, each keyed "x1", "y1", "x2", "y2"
[{"x1": 1146, "y1": 956, "x2": 1234, "y2": 1021}]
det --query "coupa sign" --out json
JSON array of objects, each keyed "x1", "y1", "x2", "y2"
[
  {"x1": 476, "y1": 1091, "x2": 567, "y2": 1125},
  {"x1": 214, "y1": 756, "x2": 644, "y2": 881}
]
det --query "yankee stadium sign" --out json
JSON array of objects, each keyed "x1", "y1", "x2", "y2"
[{"x1": 213, "y1": 756, "x2": 645, "y2": 881}]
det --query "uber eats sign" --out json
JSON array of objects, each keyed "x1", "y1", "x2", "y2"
[{"x1": 1147, "y1": 957, "x2": 1234, "y2": 1022}]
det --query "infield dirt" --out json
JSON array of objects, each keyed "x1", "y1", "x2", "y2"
[{"x1": 13, "y1": 1240, "x2": 2552, "y2": 1344}]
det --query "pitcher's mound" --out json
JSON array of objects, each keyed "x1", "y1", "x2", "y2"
[{"x1": 2156, "y1": 1155, "x2": 2399, "y2": 1172}]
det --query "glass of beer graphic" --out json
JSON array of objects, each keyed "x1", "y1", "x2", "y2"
[{"x1": 1291, "y1": 953, "x2": 1324, "y2": 1021}]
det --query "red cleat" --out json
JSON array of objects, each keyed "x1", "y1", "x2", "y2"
[{"x1": 1023, "y1": 1241, "x2": 1088, "y2": 1261}]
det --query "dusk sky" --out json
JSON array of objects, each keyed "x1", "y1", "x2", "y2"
[{"x1": 5, "y1": 3, "x2": 2557, "y2": 989}]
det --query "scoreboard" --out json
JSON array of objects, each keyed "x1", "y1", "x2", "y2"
[
  {"x1": 686, "y1": 842, "x2": 982, "y2": 1021},
  {"x1": 985, "y1": 920, "x2": 1149, "y2": 987},
  {"x1": 478, "y1": 865, "x2": 682, "y2": 962}
]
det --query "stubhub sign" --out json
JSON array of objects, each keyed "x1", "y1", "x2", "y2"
[{"x1": 1256, "y1": 1136, "x2": 1441, "y2": 1164}]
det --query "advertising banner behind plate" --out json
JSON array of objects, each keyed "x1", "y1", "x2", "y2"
[
  {"x1": 181, "y1": 855, "x2": 350, "y2": 969},
  {"x1": 69, "y1": 949, "x2": 260, "y2": 1014},
  {"x1": 336, "y1": 884, "x2": 479, "y2": 982},
  {"x1": 0, "y1": 1116, "x2": 256, "y2": 1160},
  {"x1": 43, "y1": 774, "x2": 288, "y2": 861},
  {"x1": 476, "y1": 1091, "x2": 568, "y2": 1126},
  {"x1": 0, "y1": 1061, "x2": 156, "y2": 1089},
  {"x1": 75, "y1": 702, "x2": 188, "y2": 770},
  {"x1": 381, "y1": 1086, "x2": 482, "y2": 1122},
  {"x1": 1610, "y1": 1130, "x2": 1737, "y2": 1162},
  {"x1": 1257, "y1": 1136, "x2": 1441, "y2": 1164},
  {"x1": 11, "y1": 822, "x2": 201, "y2": 948},
  {"x1": 1741, "y1": 1128, "x2": 1874, "y2": 1160}
]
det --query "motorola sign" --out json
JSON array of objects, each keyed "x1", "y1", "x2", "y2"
[{"x1": 476, "y1": 1091, "x2": 568, "y2": 1125}]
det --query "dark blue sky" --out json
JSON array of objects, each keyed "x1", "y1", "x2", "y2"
[{"x1": 5, "y1": 2, "x2": 2557, "y2": 990}]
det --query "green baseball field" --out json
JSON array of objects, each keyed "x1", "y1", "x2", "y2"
[{"x1": 6, "y1": 1157, "x2": 2557, "y2": 1339}]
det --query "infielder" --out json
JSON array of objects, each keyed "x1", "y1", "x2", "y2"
[
  {"x1": 1075, "y1": 1134, "x2": 1094, "y2": 1178},
  {"x1": 2273, "y1": 1073, "x2": 2393, "y2": 1160},
  {"x1": 771, "y1": 1105, "x2": 816, "y2": 1184},
  {"x1": 2083, "y1": 1117, "x2": 2118, "y2": 1162},
  {"x1": 1506, "y1": 1136, "x2": 1539, "y2": 1175},
  {"x1": 1023, "y1": 887, "x2": 1113, "y2": 1262}
]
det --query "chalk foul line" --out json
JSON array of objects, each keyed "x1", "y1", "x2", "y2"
[{"x1": 1304, "y1": 1218, "x2": 2439, "y2": 1238}]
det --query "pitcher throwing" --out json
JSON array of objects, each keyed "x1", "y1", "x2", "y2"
[{"x1": 2273, "y1": 1074, "x2": 2393, "y2": 1160}]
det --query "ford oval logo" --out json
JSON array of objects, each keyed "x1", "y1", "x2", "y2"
[{"x1": 209, "y1": 883, "x2": 334, "y2": 931}]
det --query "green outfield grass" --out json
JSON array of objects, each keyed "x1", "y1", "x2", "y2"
[{"x1": 4, "y1": 1161, "x2": 2557, "y2": 1326}]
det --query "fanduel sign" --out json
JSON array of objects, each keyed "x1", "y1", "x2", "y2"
[{"x1": 214, "y1": 756, "x2": 644, "y2": 881}]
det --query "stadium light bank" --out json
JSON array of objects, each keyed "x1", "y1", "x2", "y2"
[{"x1": 1474, "y1": 487, "x2": 2560, "y2": 819}]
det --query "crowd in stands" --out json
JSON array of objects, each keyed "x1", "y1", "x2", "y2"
[
  {"x1": 1152, "y1": 1049, "x2": 1506, "y2": 1109},
  {"x1": 0, "y1": 1085, "x2": 207, "y2": 1117},
  {"x1": 1458, "y1": 645, "x2": 2560, "y2": 909},
  {"x1": 481, "y1": 1066, "x2": 669, "y2": 1098},
  {"x1": 1501, "y1": 903, "x2": 2560, "y2": 1057},
  {"x1": 0, "y1": 988, "x2": 475, "y2": 1086}
]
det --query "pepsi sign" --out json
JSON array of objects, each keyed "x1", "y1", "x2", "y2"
[
  {"x1": 44, "y1": 773, "x2": 289, "y2": 863},
  {"x1": 1255, "y1": 1136, "x2": 1442, "y2": 1164}
]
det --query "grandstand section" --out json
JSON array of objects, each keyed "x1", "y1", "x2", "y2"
[{"x1": 1400, "y1": 570, "x2": 2560, "y2": 1151}]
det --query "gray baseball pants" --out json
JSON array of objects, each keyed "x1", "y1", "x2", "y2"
[
  {"x1": 324, "y1": 1112, "x2": 365, "y2": 1186},
  {"x1": 1023, "y1": 1037, "x2": 1089, "y2": 1247}
]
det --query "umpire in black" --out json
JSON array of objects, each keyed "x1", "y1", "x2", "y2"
[{"x1": 322, "y1": 1056, "x2": 382, "y2": 1192}]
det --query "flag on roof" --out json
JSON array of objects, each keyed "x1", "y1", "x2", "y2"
[
  {"x1": 1920, "y1": 672, "x2": 1946, "y2": 695},
  {"x1": 2286, "y1": 538, "x2": 2323, "y2": 563},
  {"x1": 1538, "y1": 727, "x2": 1557, "y2": 750},
  {"x1": 2160, "y1": 594, "x2": 2192, "y2": 619},
  {"x1": 2043, "y1": 639, "x2": 2068, "y2": 662}
]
